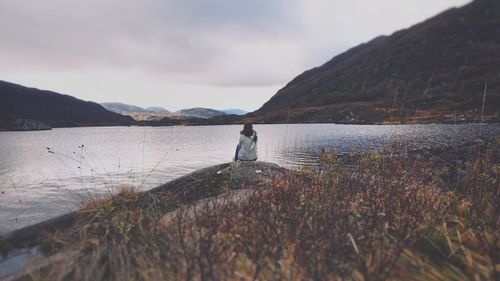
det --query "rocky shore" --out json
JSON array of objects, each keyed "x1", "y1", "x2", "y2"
[{"x1": 0, "y1": 119, "x2": 51, "y2": 131}]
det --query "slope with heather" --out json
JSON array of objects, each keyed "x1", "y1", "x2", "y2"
[{"x1": 256, "y1": 0, "x2": 500, "y2": 124}]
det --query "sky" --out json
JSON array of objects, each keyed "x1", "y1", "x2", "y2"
[{"x1": 0, "y1": 0, "x2": 471, "y2": 112}]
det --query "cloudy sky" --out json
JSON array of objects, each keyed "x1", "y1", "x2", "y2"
[{"x1": 0, "y1": 0, "x2": 470, "y2": 112}]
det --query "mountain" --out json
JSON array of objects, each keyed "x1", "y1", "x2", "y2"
[
  {"x1": 0, "y1": 81, "x2": 135, "y2": 129},
  {"x1": 221, "y1": 109, "x2": 248, "y2": 115},
  {"x1": 174, "y1": 108, "x2": 226, "y2": 119},
  {"x1": 101, "y1": 102, "x2": 147, "y2": 114},
  {"x1": 101, "y1": 103, "x2": 171, "y2": 121},
  {"x1": 256, "y1": 0, "x2": 500, "y2": 124},
  {"x1": 145, "y1": 106, "x2": 170, "y2": 113},
  {"x1": 101, "y1": 103, "x2": 225, "y2": 120},
  {"x1": 102, "y1": 103, "x2": 170, "y2": 114}
]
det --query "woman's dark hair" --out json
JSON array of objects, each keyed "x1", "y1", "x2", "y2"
[{"x1": 241, "y1": 122, "x2": 257, "y2": 142}]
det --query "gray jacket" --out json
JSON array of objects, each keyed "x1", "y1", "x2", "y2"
[{"x1": 238, "y1": 131, "x2": 258, "y2": 161}]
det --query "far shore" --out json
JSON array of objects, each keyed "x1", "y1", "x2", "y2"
[{"x1": 1, "y1": 119, "x2": 499, "y2": 132}]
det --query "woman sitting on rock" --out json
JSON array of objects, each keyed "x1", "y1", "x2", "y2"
[{"x1": 235, "y1": 122, "x2": 258, "y2": 161}]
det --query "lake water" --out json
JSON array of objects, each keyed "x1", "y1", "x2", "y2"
[{"x1": 0, "y1": 123, "x2": 498, "y2": 234}]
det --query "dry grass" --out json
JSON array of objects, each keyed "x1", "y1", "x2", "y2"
[{"x1": 29, "y1": 140, "x2": 500, "y2": 281}]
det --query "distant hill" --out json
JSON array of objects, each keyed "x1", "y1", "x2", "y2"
[
  {"x1": 256, "y1": 0, "x2": 500, "y2": 124},
  {"x1": 102, "y1": 103, "x2": 225, "y2": 120},
  {"x1": 221, "y1": 109, "x2": 248, "y2": 115},
  {"x1": 145, "y1": 106, "x2": 170, "y2": 113},
  {"x1": 0, "y1": 81, "x2": 135, "y2": 129},
  {"x1": 100, "y1": 103, "x2": 171, "y2": 121},
  {"x1": 101, "y1": 103, "x2": 171, "y2": 114},
  {"x1": 174, "y1": 108, "x2": 226, "y2": 119},
  {"x1": 101, "y1": 102, "x2": 147, "y2": 114}
]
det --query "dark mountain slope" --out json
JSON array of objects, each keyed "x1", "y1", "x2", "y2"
[
  {"x1": 0, "y1": 81, "x2": 135, "y2": 128},
  {"x1": 257, "y1": 0, "x2": 500, "y2": 123}
]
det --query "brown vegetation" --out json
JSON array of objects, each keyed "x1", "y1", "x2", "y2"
[{"x1": 14, "y1": 140, "x2": 500, "y2": 281}]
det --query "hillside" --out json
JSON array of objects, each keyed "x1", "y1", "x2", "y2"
[
  {"x1": 101, "y1": 103, "x2": 170, "y2": 114},
  {"x1": 101, "y1": 103, "x2": 148, "y2": 114},
  {"x1": 101, "y1": 103, "x2": 227, "y2": 121},
  {"x1": 174, "y1": 108, "x2": 226, "y2": 119},
  {"x1": 0, "y1": 81, "x2": 135, "y2": 129},
  {"x1": 221, "y1": 108, "x2": 248, "y2": 115},
  {"x1": 145, "y1": 106, "x2": 170, "y2": 113},
  {"x1": 101, "y1": 103, "x2": 172, "y2": 121},
  {"x1": 256, "y1": 0, "x2": 500, "y2": 124}
]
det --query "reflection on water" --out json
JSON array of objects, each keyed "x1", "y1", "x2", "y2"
[{"x1": 0, "y1": 123, "x2": 498, "y2": 233}]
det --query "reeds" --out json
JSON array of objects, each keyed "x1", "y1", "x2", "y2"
[{"x1": 32, "y1": 140, "x2": 499, "y2": 281}]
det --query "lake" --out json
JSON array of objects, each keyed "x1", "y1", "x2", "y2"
[{"x1": 0, "y1": 123, "x2": 498, "y2": 234}]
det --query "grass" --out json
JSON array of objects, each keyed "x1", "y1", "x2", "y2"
[{"x1": 19, "y1": 139, "x2": 500, "y2": 280}]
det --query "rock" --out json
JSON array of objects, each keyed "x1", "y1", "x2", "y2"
[
  {"x1": 14, "y1": 119, "x2": 51, "y2": 131},
  {"x1": 0, "y1": 118, "x2": 51, "y2": 131},
  {"x1": 220, "y1": 161, "x2": 284, "y2": 185},
  {"x1": 158, "y1": 161, "x2": 289, "y2": 227}
]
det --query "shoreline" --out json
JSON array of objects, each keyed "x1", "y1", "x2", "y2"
[{"x1": 0, "y1": 121, "x2": 498, "y2": 132}]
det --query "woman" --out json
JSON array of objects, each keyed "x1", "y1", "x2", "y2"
[{"x1": 235, "y1": 122, "x2": 258, "y2": 161}]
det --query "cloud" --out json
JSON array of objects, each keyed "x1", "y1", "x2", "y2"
[{"x1": 0, "y1": 0, "x2": 307, "y2": 87}]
